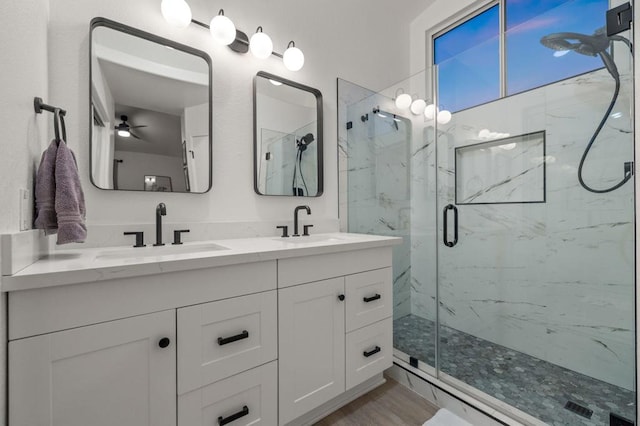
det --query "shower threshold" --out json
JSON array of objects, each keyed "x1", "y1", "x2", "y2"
[{"x1": 393, "y1": 314, "x2": 635, "y2": 426}]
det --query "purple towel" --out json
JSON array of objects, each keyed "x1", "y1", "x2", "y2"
[
  {"x1": 34, "y1": 140, "x2": 59, "y2": 235},
  {"x1": 54, "y1": 141, "x2": 86, "y2": 244}
]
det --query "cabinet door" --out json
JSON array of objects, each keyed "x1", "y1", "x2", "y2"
[
  {"x1": 9, "y1": 310, "x2": 176, "y2": 426},
  {"x1": 278, "y1": 277, "x2": 345, "y2": 425}
]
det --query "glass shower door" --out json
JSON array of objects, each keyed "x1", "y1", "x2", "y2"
[{"x1": 434, "y1": 29, "x2": 635, "y2": 426}]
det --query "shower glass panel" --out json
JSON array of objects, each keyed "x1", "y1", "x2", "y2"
[{"x1": 435, "y1": 18, "x2": 635, "y2": 425}]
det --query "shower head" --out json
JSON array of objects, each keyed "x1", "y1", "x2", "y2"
[
  {"x1": 297, "y1": 133, "x2": 315, "y2": 152},
  {"x1": 540, "y1": 28, "x2": 610, "y2": 57},
  {"x1": 540, "y1": 27, "x2": 624, "y2": 80}
]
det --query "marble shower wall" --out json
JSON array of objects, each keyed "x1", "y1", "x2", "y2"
[
  {"x1": 338, "y1": 79, "x2": 414, "y2": 319},
  {"x1": 419, "y1": 68, "x2": 635, "y2": 390}
]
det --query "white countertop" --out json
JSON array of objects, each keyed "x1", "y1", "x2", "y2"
[{"x1": 2, "y1": 233, "x2": 402, "y2": 292}]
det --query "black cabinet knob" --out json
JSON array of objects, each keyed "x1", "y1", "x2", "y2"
[
  {"x1": 158, "y1": 337, "x2": 171, "y2": 348},
  {"x1": 338, "y1": 294, "x2": 345, "y2": 301}
]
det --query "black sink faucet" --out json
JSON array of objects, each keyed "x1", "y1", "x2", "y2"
[
  {"x1": 293, "y1": 205, "x2": 311, "y2": 237},
  {"x1": 154, "y1": 203, "x2": 167, "y2": 246}
]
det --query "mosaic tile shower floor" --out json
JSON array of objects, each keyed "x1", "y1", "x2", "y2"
[{"x1": 393, "y1": 314, "x2": 635, "y2": 426}]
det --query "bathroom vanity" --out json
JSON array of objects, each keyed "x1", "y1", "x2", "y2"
[{"x1": 4, "y1": 233, "x2": 399, "y2": 426}]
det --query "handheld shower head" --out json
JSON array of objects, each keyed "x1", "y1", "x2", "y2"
[
  {"x1": 540, "y1": 28, "x2": 610, "y2": 57},
  {"x1": 297, "y1": 133, "x2": 315, "y2": 152}
]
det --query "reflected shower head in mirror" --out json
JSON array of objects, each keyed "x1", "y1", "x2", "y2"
[
  {"x1": 540, "y1": 27, "x2": 633, "y2": 193},
  {"x1": 297, "y1": 133, "x2": 314, "y2": 152}
]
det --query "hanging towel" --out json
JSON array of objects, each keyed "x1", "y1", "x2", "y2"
[
  {"x1": 54, "y1": 141, "x2": 86, "y2": 244},
  {"x1": 34, "y1": 140, "x2": 59, "y2": 235}
]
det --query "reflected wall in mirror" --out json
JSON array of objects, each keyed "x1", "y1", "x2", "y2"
[
  {"x1": 254, "y1": 71, "x2": 323, "y2": 196},
  {"x1": 90, "y1": 18, "x2": 212, "y2": 193}
]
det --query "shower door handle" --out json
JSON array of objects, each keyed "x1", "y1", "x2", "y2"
[{"x1": 443, "y1": 204, "x2": 458, "y2": 247}]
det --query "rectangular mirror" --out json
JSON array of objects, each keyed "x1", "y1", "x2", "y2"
[
  {"x1": 90, "y1": 18, "x2": 212, "y2": 193},
  {"x1": 254, "y1": 71, "x2": 323, "y2": 196}
]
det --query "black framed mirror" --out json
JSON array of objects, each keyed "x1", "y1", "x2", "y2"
[
  {"x1": 89, "y1": 18, "x2": 212, "y2": 193},
  {"x1": 253, "y1": 71, "x2": 323, "y2": 197}
]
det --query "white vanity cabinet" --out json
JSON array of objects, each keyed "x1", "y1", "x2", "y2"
[
  {"x1": 5, "y1": 236, "x2": 399, "y2": 426},
  {"x1": 9, "y1": 310, "x2": 177, "y2": 426},
  {"x1": 277, "y1": 248, "x2": 394, "y2": 426}
]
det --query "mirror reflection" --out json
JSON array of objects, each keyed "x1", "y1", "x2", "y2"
[
  {"x1": 254, "y1": 72, "x2": 323, "y2": 196},
  {"x1": 90, "y1": 18, "x2": 212, "y2": 193}
]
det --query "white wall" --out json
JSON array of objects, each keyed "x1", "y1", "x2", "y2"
[
  {"x1": 0, "y1": 0, "x2": 50, "y2": 421},
  {"x1": 43, "y1": 0, "x2": 423, "y2": 230},
  {"x1": 115, "y1": 150, "x2": 186, "y2": 192}
]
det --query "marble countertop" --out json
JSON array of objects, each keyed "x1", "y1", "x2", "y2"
[{"x1": 2, "y1": 233, "x2": 402, "y2": 292}]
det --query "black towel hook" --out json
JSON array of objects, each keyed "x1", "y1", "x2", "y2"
[{"x1": 35, "y1": 97, "x2": 67, "y2": 145}]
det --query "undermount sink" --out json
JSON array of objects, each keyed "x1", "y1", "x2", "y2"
[
  {"x1": 274, "y1": 234, "x2": 354, "y2": 245},
  {"x1": 95, "y1": 242, "x2": 229, "y2": 261}
]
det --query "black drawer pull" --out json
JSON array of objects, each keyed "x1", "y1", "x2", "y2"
[
  {"x1": 218, "y1": 330, "x2": 249, "y2": 346},
  {"x1": 363, "y1": 346, "x2": 381, "y2": 357},
  {"x1": 363, "y1": 294, "x2": 381, "y2": 303},
  {"x1": 218, "y1": 405, "x2": 249, "y2": 425}
]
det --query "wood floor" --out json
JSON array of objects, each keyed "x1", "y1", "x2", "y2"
[{"x1": 314, "y1": 377, "x2": 438, "y2": 426}]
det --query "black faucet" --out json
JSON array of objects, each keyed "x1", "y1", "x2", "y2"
[
  {"x1": 154, "y1": 203, "x2": 167, "y2": 246},
  {"x1": 293, "y1": 205, "x2": 311, "y2": 237}
]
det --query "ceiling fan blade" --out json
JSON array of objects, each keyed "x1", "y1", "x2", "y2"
[
  {"x1": 129, "y1": 125, "x2": 148, "y2": 129},
  {"x1": 130, "y1": 132, "x2": 141, "y2": 140}
]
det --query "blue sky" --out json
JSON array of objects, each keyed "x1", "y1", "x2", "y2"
[{"x1": 435, "y1": 0, "x2": 607, "y2": 112}]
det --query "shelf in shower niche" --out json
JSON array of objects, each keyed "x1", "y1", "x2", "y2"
[{"x1": 455, "y1": 131, "x2": 546, "y2": 205}]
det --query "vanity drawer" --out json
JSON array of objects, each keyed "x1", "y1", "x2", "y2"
[
  {"x1": 178, "y1": 360, "x2": 277, "y2": 426},
  {"x1": 177, "y1": 291, "x2": 277, "y2": 395},
  {"x1": 345, "y1": 268, "x2": 392, "y2": 332},
  {"x1": 345, "y1": 318, "x2": 392, "y2": 390}
]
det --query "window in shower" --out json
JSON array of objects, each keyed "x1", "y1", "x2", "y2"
[{"x1": 433, "y1": 0, "x2": 608, "y2": 112}]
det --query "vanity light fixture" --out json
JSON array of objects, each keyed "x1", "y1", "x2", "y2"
[
  {"x1": 410, "y1": 98, "x2": 426, "y2": 115},
  {"x1": 209, "y1": 9, "x2": 236, "y2": 45},
  {"x1": 249, "y1": 27, "x2": 273, "y2": 59},
  {"x1": 283, "y1": 41, "x2": 305, "y2": 71},
  {"x1": 161, "y1": 0, "x2": 192, "y2": 28},
  {"x1": 424, "y1": 103, "x2": 437, "y2": 120},
  {"x1": 160, "y1": 3, "x2": 306, "y2": 70},
  {"x1": 437, "y1": 110, "x2": 452, "y2": 124},
  {"x1": 394, "y1": 91, "x2": 412, "y2": 110}
]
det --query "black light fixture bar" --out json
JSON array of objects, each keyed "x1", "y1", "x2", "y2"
[{"x1": 190, "y1": 18, "x2": 283, "y2": 57}]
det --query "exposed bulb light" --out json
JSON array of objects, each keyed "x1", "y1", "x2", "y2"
[
  {"x1": 410, "y1": 99, "x2": 426, "y2": 115},
  {"x1": 161, "y1": 0, "x2": 192, "y2": 28},
  {"x1": 117, "y1": 129, "x2": 131, "y2": 138},
  {"x1": 424, "y1": 103, "x2": 437, "y2": 120},
  {"x1": 283, "y1": 41, "x2": 305, "y2": 71},
  {"x1": 250, "y1": 27, "x2": 273, "y2": 59},
  {"x1": 209, "y1": 9, "x2": 236, "y2": 45},
  {"x1": 478, "y1": 128, "x2": 490, "y2": 139},
  {"x1": 269, "y1": 79, "x2": 283, "y2": 86},
  {"x1": 437, "y1": 110, "x2": 452, "y2": 124},
  {"x1": 395, "y1": 93, "x2": 412, "y2": 109}
]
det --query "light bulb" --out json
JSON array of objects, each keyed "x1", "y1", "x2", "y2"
[
  {"x1": 118, "y1": 129, "x2": 130, "y2": 138},
  {"x1": 424, "y1": 104, "x2": 437, "y2": 120},
  {"x1": 437, "y1": 110, "x2": 452, "y2": 124},
  {"x1": 395, "y1": 93, "x2": 412, "y2": 109},
  {"x1": 161, "y1": 0, "x2": 192, "y2": 28},
  {"x1": 283, "y1": 42, "x2": 304, "y2": 71},
  {"x1": 269, "y1": 79, "x2": 283, "y2": 86},
  {"x1": 250, "y1": 28, "x2": 273, "y2": 59},
  {"x1": 410, "y1": 99, "x2": 426, "y2": 115},
  {"x1": 209, "y1": 11, "x2": 236, "y2": 45},
  {"x1": 478, "y1": 129, "x2": 490, "y2": 139}
]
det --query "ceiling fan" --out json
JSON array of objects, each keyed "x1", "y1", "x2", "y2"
[{"x1": 115, "y1": 115, "x2": 147, "y2": 139}]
